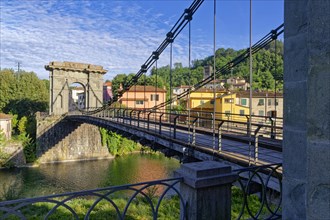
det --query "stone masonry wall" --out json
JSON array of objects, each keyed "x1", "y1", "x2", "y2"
[
  {"x1": 283, "y1": 1, "x2": 330, "y2": 219},
  {"x1": 36, "y1": 113, "x2": 111, "y2": 163}
]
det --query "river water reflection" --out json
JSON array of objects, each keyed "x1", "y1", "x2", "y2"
[{"x1": 0, "y1": 154, "x2": 180, "y2": 199}]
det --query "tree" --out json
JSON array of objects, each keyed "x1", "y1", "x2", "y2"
[
  {"x1": 18, "y1": 116, "x2": 28, "y2": 135},
  {"x1": 11, "y1": 114, "x2": 19, "y2": 135},
  {"x1": 0, "y1": 69, "x2": 49, "y2": 116},
  {"x1": 111, "y1": 73, "x2": 131, "y2": 98},
  {"x1": 0, "y1": 69, "x2": 17, "y2": 111},
  {"x1": 17, "y1": 71, "x2": 48, "y2": 103}
]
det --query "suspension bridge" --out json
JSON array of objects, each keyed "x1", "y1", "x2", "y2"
[
  {"x1": 41, "y1": 0, "x2": 284, "y2": 168},
  {"x1": 2, "y1": 0, "x2": 328, "y2": 219}
]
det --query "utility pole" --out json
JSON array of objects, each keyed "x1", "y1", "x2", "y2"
[
  {"x1": 17, "y1": 62, "x2": 20, "y2": 72},
  {"x1": 16, "y1": 62, "x2": 21, "y2": 79}
]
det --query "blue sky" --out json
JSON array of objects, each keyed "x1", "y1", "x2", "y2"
[{"x1": 0, "y1": 0, "x2": 283, "y2": 80}]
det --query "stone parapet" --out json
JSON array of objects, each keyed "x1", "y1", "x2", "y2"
[
  {"x1": 175, "y1": 161, "x2": 237, "y2": 220},
  {"x1": 45, "y1": 61, "x2": 107, "y2": 74}
]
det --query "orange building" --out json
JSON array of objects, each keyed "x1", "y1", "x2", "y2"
[{"x1": 119, "y1": 85, "x2": 166, "y2": 111}]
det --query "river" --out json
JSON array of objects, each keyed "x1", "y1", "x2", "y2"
[{"x1": 0, "y1": 153, "x2": 180, "y2": 200}]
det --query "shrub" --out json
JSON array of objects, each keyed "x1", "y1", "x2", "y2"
[{"x1": 99, "y1": 128, "x2": 140, "y2": 156}]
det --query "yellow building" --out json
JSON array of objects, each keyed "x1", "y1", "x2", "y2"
[{"x1": 189, "y1": 89, "x2": 249, "y2": 122}]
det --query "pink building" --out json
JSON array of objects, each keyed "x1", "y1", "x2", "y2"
[
  {"x1": 103, "y1": 81, "x2": 113, "y2": 103},
  {"x1": 119, "y1": 85, "x2": 166, "y2": 111}
]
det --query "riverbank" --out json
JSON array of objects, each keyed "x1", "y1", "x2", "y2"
[
  {"x1": 0, "y1": 143, "x2": 25, "y2": 168},
  {"x1": 0, "y1": 143, "x2": 161, "y2": 170},
  {"x1": 0, "y1": 153, "x2": 180, "y2": 200}
]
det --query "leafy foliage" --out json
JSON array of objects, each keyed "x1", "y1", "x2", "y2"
[
  {"x1": 11, "y1": 114, "x2": 19, "y2": 133},
  {"x1": 0, "y1": 69, "x2": 48, "y2": 114},
  {"x1": 0, "y1": 176, "x2": 23, "y2": 201},
  {"x1": 4, "y1": 99, "x2": 48, "y2": 119},
  {"x1": 17, "y1": 116, "x2": 28, "y2": 135},
  {"x1": 0, "y1": 69, "x2": 48, "y2": 161},
  {"x1": 99, "y1": 128, "x2": 141, "y2": 156},
  {"x1": 0, "y1": 196, "x2": 180, "y2": 219},
  {"x1": 17, "y1": 134, "x2": 36, "y2": 163},
  {"x1": 0, "y1": 150, "x2": 10, "y2": 167},
  {"x1": 0, "y1": 130, "x2": 6, "y2": 147}
]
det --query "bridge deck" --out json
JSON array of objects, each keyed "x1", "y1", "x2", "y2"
[{"x1": 68, "y1": 113, "x2": 282, "y2": 168}]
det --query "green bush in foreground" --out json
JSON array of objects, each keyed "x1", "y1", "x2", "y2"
[{"x1": 99, "y1": 128, "x2": 141, "y2": 156}]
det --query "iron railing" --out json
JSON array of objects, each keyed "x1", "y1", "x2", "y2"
[
  {"x1": 77, "y1": 108, "x2": 283, "y2": 140},
  {"x1": 0, "y1": 164, "x2": 282, "y2": 220},
  {"x1": 0, "y1": 177, "x2": 184, "y2": 220},
  {"x1": 68, "y1": 108, "x2": 282, "y2": 166},
  {"x1": 233, "y1": 163, "x2": 282, "y2": 220}
]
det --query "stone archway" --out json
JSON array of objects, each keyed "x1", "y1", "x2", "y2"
[{"x1": 45, "y1": 61, "x2": 107, "y2": 115}]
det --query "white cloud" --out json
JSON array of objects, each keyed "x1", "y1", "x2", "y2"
[
  {"x1": 1, "y1": 0, "x2": 283, "y2": 81},
  {"x1": 0, "y1": 0, "x2": 196, "y2": 80}
]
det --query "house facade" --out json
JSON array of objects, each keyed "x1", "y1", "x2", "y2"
[
  {"x1": 226, "y1": 77, "x2": 250, "y2": 91},
  {"x1": 69, "y1": 86, "x2": 85, "y2": 110},
  {"x1": 172, "y1": 85, "x2": 191, "y2": 106},
  {"x1": 236, "y1": 91, "x2": 283, "y2": 118},
  {"x1": 119, "y1": 86, "x2": 167, "y2": 111},
  {"x1": 77, "y1": 93, "x2": 85, "y2": 109},
  {"x1": 188, "y1": 89, "x2": 283, "y2": 122},
  {"x1": 103, "y1": 81, "x2": 113, "y2": 103},
  {"x1": 188, "y1": 89, "x2": 250, "y2": 121},
  {"x1": 203, "y1": 79, "x2": 224, "y2": 90},
  {"x1": 0, "y1": 113, "x2": 12, "y2": 140}
]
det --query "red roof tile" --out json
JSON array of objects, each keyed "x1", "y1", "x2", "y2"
[
  {"x1": 104, "y1": 81, "x2": 112, "y2": 86},
  {"x1": 0, "y1": 113, "x2": 12, "y2": 120},
  {"x1": 127, "y1": 86, "x2": 166, "y2": 92}
]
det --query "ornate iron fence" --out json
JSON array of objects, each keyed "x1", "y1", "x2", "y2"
[
  {"x1": 0, "y1": 177, "x2": 184, "y2": 220},
  {"x1": 0, "y1": 164, "x2": 282, "y2": 220},
  {"x1": 233, "y1": 163, "x2": 282, "y2": 220}
]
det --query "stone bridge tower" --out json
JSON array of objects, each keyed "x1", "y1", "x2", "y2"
[{"x1": 45, "y1": 61, "x2": 107, "y2": 115}]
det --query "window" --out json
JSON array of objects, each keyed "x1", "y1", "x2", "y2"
[
  {"x1": 270, "y1": 111, "x2": 277, "y2": 118},
  {"x1": 259, "y1": 110, "x2": 264, "y2": 116},
  {"x1": 210, "y1": 100, "x2": 215, "y2": 104},
  {"x1": 136, "y1": 100, "x2": 144, "y2": 105},
  {"x1": 150, "y1": 94, "x2": 159, "y2": 101},
  {"x1": 239, "y1": 110, "x2": 245, "y2": 116},
  {"x1": 275, "y1": 99, "x2": 279, "y2": 106},
  {"x1": 224, "y1": 98, "x2": 234, "y2": 103},
  {"x1": 225, "y1": 111, "x2": 231, "y2": 117},
  {"x1": 241, "y1": 98, "x2": 247, "y2": 106},
  {"x1": 268, "y1": 99, "x2": 272, "y2": 106},
  {"x1": 258, "y1": 98, "x2": 264, "y2": 106}
]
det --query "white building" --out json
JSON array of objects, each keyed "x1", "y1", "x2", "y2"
[
  {"x1": 69, "y1": 87, "x2": 85, "y2": 110},
  {"x1": 0, "y1": 113, "x2": 12, "y2": 140},
  {"x1": 236, "y1": 91, "x2": 283, "y2": 118},
  {"x1": 226, "y1": 77, "x2": 250, "y2": 91},
  {"x1": 77, "y1": 93, "x2": 85, "y2": 109}
]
